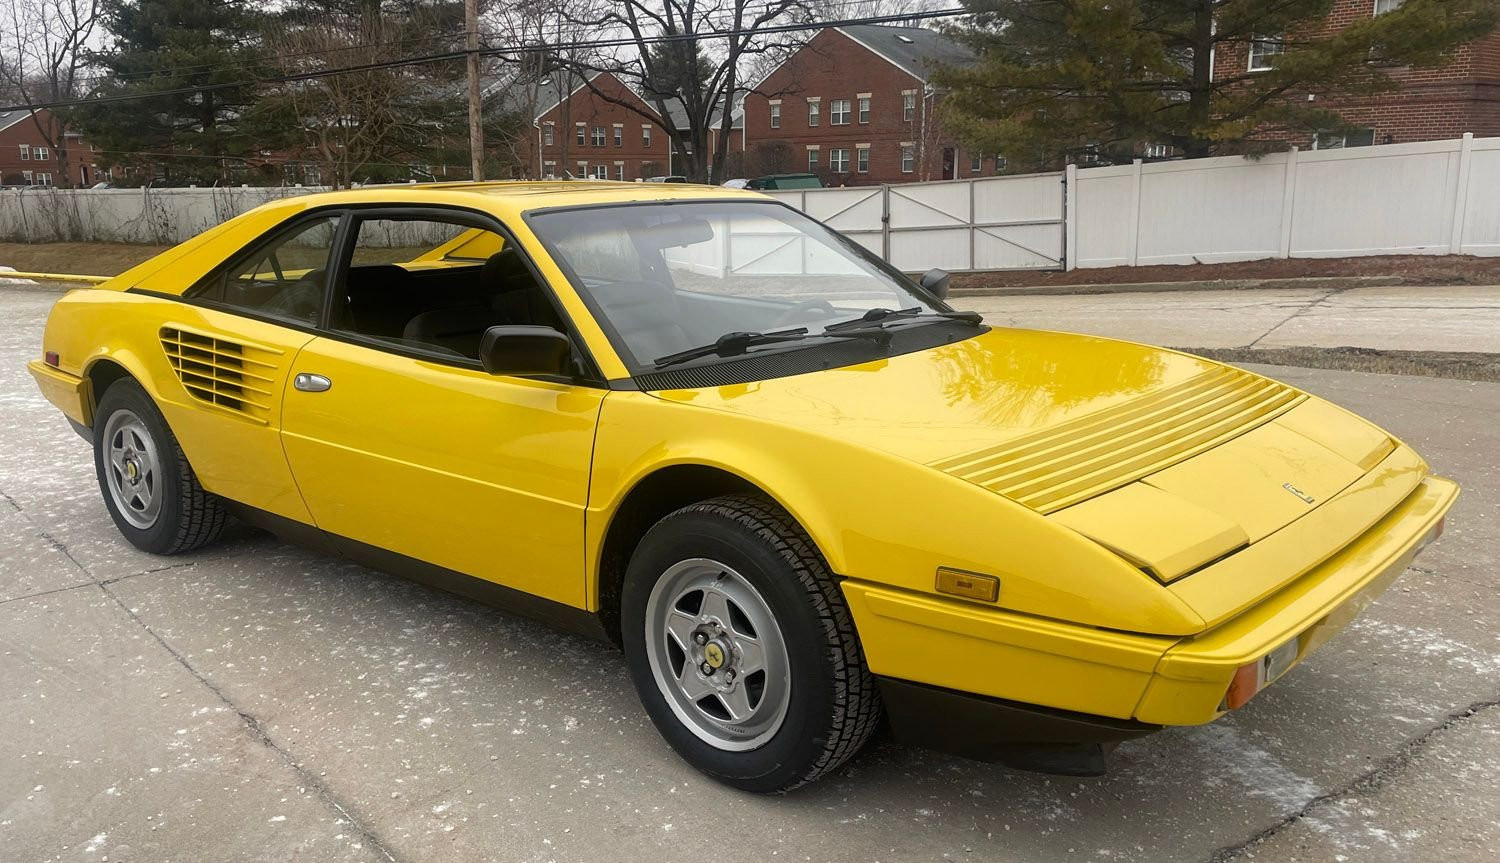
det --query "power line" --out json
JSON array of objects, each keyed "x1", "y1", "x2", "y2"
[{"x1": 0, "y1": 7, "x2": 968, "y2": 113}]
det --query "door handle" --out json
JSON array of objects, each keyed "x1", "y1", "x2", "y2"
[{"x1": 293, "y1": 373, "x2": 332, "y2": 393}]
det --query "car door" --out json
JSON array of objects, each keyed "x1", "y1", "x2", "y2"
[
  {"x1": 277, "y1": 209, "x2": 606, "y2": 608},
  {"x1": 157, "y1": 212, "x2": 343, "y2": 524}
]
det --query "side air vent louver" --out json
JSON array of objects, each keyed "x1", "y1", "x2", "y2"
[
  {"x1": 932, "y1": 366, "x2": 1306, "y2": 513},
  {"x1": 160, "y1": 326, "x2": 283, "y2": 424}
]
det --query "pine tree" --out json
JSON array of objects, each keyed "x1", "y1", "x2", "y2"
[
  {"x1": 936, "y1": 0, "x2": 1499, "y2": 171},
  {"x1": 73, "y1": 0, "x2": 281, "y2": 184}
]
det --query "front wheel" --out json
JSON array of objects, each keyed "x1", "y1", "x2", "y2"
[
  {"x1": 93, "y1": 377, "x2": 226, "y2": 554},
  {"x1": 622, "y1": 494, "x2": 881, "y2": 792}
]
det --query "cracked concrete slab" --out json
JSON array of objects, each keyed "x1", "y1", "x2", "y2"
[
  {"x1": 1228, "y1": 705, "x2": 1500, "y2": 863},
  {"x1": 964, "y1": 285, "x2": 1500, "y2": 353},
  {"x1": 0, "y1": 586, "x2": 388, "y2": 863},
  {"x1": 3, "y1": 286, "x2": 1499, "y2": 861}
]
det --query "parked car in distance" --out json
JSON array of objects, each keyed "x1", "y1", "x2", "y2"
[
  {"x1": 747, "y1": 173, "x2": 824, "y2": 190},
  {"x1": 644, "y1": 175, "x2": 688, "y2": 183},
  {"x1": 28, "y1": 181, "x2": 1456, "y2": 792}
]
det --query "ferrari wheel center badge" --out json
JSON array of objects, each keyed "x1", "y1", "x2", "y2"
[{"x1": 702, "y1": 642, "x2": 726, "y2": 669}]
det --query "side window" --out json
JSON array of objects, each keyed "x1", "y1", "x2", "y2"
[
  {"x1": 329, "y1": 214, "x2": 563, "y2": 361},
  {"x1": 190, "y1": 216, "x2": 339, "y2": 325}
]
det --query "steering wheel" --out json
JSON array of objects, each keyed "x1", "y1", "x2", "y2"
[{"x1": 769, "y1": 299, "x2": 839, "y2": 328}]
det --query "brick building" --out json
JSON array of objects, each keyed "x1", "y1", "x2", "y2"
[
  {"x1": 512, "y1": 71, "x2": 742, "y2": 181},
  {"x1": 740, "y1": 24, "x2": 993, "y2": 185},
  {"x1": 0, "y1": 109, "x2": 98, "y2": 187},
  {"x1": 1213, "y1": 0, "x2": 1500, "y2": 148}
]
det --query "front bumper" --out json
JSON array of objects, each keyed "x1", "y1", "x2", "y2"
[{"x1": 843, "y1": 470, "x2": 1458, "y2": 735}]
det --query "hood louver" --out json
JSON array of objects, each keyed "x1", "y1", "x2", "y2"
[
  {"x1": 160, "y1": 326, "x2": 283, "y2": 424},
  {"x1": 932, "y1": 366, "x2": 1306, "y2": 513}
]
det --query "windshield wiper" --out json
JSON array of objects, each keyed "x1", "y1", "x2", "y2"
[
  {"x1": 823, "y1": 307, "x2": 984, "y2": 333},
  {"x1": 653, "y1": 326, "x2": 891, "y2": 369}
]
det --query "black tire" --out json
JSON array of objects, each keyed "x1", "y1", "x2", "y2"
[
  {"x1": 93, "y1": 377, "x2": 226, "y2": 554},
  {"x1": 621, "y1": 493, "x2": 881, "y2": 792}
]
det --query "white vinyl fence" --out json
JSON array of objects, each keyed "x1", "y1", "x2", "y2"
[
  {"x1": 1066, "y1": 132, "x2": 1500, "y2": 268},
  {"x1": 2, "y1": 134, "x2": 1498, "y2": 272}
]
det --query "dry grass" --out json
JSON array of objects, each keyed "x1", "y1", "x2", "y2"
[
  {"x1": 0, "y1": 242, "x2": 172, "y2": 278},
  {"x1": 1180, "y1": 346, "x2": 1500, "y2": 383}
]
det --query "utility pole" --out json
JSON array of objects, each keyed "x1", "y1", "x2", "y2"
[{"x1": 466, "y1": 0, "x2": 484, "y2": 181}]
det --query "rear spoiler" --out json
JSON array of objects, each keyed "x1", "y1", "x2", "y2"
[{"x1": 1, "y1": 271, "x2": 110, "y2": 285}]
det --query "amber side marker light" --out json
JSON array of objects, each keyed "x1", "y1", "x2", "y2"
[
  {"x1": 935, "y1": 567, "x2": 1000, "y2": 602},
  {"x1": 44, "y1": 351, "x2": 59, "y2": 367},
  {"x1": 1223, "y1": 637, "x2": 1300, "y2": 711}
]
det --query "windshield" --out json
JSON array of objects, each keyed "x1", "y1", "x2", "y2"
[{"x1": 526, "y1": 201, "x2": 944, "y2": 371}]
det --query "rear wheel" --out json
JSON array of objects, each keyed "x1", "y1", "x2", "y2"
[
  {"x1": 622, "y1": 494, "x2": 881, "y2": 792},
  {"x1": 93, "y1": 378, "x2": 226, "y2": 554}
]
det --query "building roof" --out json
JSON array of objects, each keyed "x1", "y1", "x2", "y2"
[
  {"x1": 0, "y1": 109, "x2": 37, "y2": 134},
  {"x1": 835, "y1": 24, "x2": 973, "y2": 82}
]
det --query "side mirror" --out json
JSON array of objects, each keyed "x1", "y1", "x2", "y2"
[
  {"x1": 919, "y1": 268, "x2": 951, "y2": 301},
  {"x1": 479, "y1": 325, "x2": 572, "y2": 377}
]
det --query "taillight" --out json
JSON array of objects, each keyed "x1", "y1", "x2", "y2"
[{"x1": 44, "y1": 351, "x2": 59, "y2": 367}]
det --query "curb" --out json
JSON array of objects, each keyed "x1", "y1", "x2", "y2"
[{"x1": 948, "y1": 275, "x2": 1408, "y2": 298}]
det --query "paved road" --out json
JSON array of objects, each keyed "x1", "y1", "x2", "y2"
[
  {"x1": 964, "y1": 284, "x2": 1500, "y2": 353},
  {"x1": 2, "y1": 286, "x2": 1498, "y2": 863}
]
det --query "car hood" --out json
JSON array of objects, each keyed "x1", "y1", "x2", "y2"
[{"x1": 652, "y1": 328, "x2": 1396, "y2": 583}]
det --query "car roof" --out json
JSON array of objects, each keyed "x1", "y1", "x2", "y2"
[{"x1": 258, "y1": 180, "x2": 769, "y2": 218}]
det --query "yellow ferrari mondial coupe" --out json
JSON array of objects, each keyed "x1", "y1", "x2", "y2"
[{"x1": 28, "y1": 182, "x2": 1456, "y2": 791}]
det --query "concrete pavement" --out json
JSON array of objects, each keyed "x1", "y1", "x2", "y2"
[
  {"x1": 2, "y1": 286, "x2": 1498, "y2": 862},
  {"x1": 963, "y1": 284, "x2": 1500, "y2": 353}
]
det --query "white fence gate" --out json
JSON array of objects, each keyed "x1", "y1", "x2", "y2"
[{"x1": 765, "y1": 172, "x2": 1066, "y2": 272}]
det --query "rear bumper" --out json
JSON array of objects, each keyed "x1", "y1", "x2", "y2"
[
  {"x1": 27, "y1": 359, "x2": 91, "y2": 427},
  {"x1": 844, "y1": 472, "x2": 1458, "y2": 733}
]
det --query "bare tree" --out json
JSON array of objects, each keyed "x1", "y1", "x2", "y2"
[
  {"x1": 485, "y1": 0, "x2": 602, "y2": 178},
  {"x1": 0, "y1": 0, "x2": 99, "y2": 187},
  {"x1": 551, "y1": 0, "x2": 818, "y2": 184}
]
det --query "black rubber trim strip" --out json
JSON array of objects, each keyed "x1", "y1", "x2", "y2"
[{"x1": 876, "y1": 676, "x2": 1160, "y2": 776}]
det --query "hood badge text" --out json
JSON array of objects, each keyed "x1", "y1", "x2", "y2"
[{"x1": 1283, "y1": 482, "x2": 1316, "y2": 505}]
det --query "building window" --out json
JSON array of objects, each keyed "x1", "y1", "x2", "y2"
[
  {"x1": 807, "y1": 147, "x2": 819, "y2": 172},
  {"x1": 615, "y1": 163, "x2": 625, "y2": 181},
  {"x1": 970, "y1": 153, "x2": 982, "y2": 173},
  {"x1": 769, "y1": 101, "x2": 781, "y2": 129},
  {"x1": 1375, "y1": 0, "x2": 1403, "y2": 13},
  {"x1": 1314, "y1": 128, "x2": 1377, "y2": 150},
  {"x1": 808, "y1": 99, "x2": 820, "y2": 127},
  {"x1": 36, "y1": 172, "x2": 51, "y2": 186},
  {"x1": 902, "y1": 91, "x2": 916, "y2": 122},
  {"x1": 18, "y1": 144, "x2": 29, "y2": 160},
  {"x1": 642, "y1": 125, "x2": 652, "y2": 146},
  {"x1": 858, "y1": 96, "x2": 870, "y2": 124},
  {"x1": 613, "y1": 125, "x2": 623, "y2": 147},
  {"x1": 994, "y1": 155, "x2": 1007, "y2": 175},
  {"x1": 856, "y1": 147, "x2": 869, "y2": 173},
  {"x1": 901, "y1": 145, "x2": 915, "y2": 173},
  {"x1": 594, "y1": 164, "x2": 608, "y2": 179},
  {"x1": 543, "y1": 124, "x2": 554, "y2": 146},
  {"x1": 35, "y1": 147, "x2": 49, "y2": 161},
  {"x1": 1248, "y1": 36, "x2": 1283, "y2": 71},
  {"x1": 829, "y1": 148, "x2": 849, "y2": 173},
  {"x1": 577, "y1": 161, "x2": 588, "y2": 178},
  {"x1": 543, "y1": 160, "x2": 556, "y2": 178},
  {"x1": 21, "y1": 170, "x2": 31, "y2": 183},
  {"x1": 591, "y1": 126, "x2": 606, "y2": 147},
  {"x1": 830, "y1": 99, "x2": 851, "y2": 125},
  {"x1": 576, "y1": 124, "x2": 585, "y2": 145}
]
